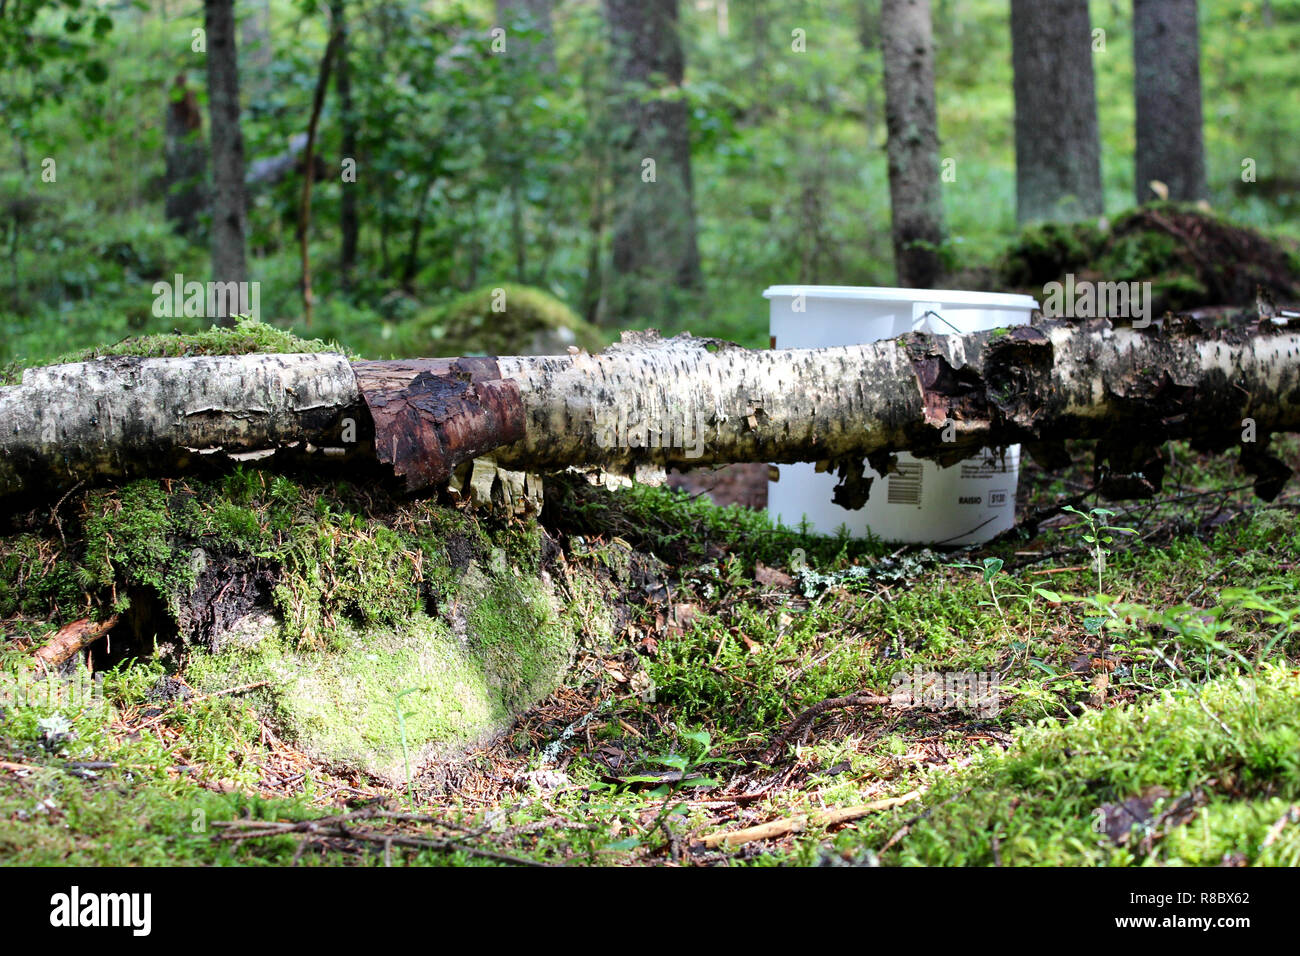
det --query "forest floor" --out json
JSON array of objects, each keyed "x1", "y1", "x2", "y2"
[{"x1": 4, "y1": 428, "x2": 1300, "y2": 866}]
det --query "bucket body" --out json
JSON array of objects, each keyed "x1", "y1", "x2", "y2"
[{"x1": 765, "y1": 286, "x2": 1039, "y2": 545}]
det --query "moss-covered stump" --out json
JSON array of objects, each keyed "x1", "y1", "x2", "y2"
[
  {"x1": 0, "y1": 471, "x2": 619, "y2": 785},
  {"x1": 998, "y1": 203, "x2": 1300, "y2": 314},
  {"x1": 393, "y1": 283, "x2": 605, "y2": 358}
]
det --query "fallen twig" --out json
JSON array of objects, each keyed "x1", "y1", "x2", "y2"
[
  {"x1": 212, "y1": 810, "x2": 547, "y2": 867},
  {"x1": 697, "y1": 791, "x2": 921, "y2": 849},
  {"x1": 1261, "y1": 805, "x2": 1300, "y2": 850},
  {"x1": 761, "y1": 691, "x2": 892, "y2": 764},
  {"x1": 30, "y1": 615, "x2": 119, "y2": 667}
]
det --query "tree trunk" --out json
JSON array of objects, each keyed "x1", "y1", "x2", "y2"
[
  {"x1": 1134, "y1": 0, "x2": 1207, "y2": 205},
  {"x1": 3, "y1": 319, "x2": 1299, "y2": 506},
  {"x1": 1010, "y1": 0, "x2": 1104, "y2": 224},
  {"x1": 880, "y1": 0, "x2": 946, "y2": 288},
  {"x1": 604, "y1": 0, "x2": 703, "y2": 322},
  {"x1": 334, "y1": 0, "x2": 358, "y2": 291},
  {"x1": 163, "y1": 74, "x2": 208, "y2": 240},
  {"x1": 299, "y1": 29, "x2": 341, "y2": 328},
  {"x1": 205, "y1": 0, "x2": 249, "y2": 321}
]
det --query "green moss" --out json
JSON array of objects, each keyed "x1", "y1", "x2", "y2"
[
  {"x1": 851, "y1": 665, "x2": 1300, "y2": 866},
  {"x1": 999, "y1": 221, "x2": 1105, "y2": 287},
  {"x1": 1096, "y1": 231, "x2": 1181, "y2": 282},
  {"x1": 82, "y1": 481, "x2": 198, "y2": 615},
  {"x1": 460, "y1": 563, "x2": 574, "y2": 713},
  {"x1": 1, "y1": 467, "x2": 601, "y2": 784},
  {"x1": 394, "y1": 283, "x2": 604, "y2": 357},
  {"x1": 187, "y1": 555, "x2": 579, "y2": 784},
  {"x1": 0, "y1": 534, "x2": 89, "y2": 625},
  {"x1": 1, "y1": 318, "x2": 353, "y2": 384}
]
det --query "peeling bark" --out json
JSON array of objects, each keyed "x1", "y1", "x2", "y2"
[
  {"x1": 32, "y1": 615, "x2": 119, "y2": 667},
  {"x1": 2, "y1": 318, "x2": 1300, "y2": 506}
]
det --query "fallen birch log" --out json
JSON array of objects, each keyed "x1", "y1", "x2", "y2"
[{"x1": 1, "y1": 316, "x2": 1298, "y2": 507}]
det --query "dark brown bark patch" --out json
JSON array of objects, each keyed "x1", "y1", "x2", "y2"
[{"x1": 355, "y1": 359, "x2": 526, "y2": 491}]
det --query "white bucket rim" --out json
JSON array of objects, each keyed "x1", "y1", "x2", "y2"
[{"x1": 763, "y1": 285, "x2": 1039, "y2": 310}]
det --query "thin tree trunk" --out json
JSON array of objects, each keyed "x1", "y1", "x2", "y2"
[
  {"x1": 880, "y1": 0, "x2": 946, "y2": 288},
  {"x1": 1010, "y1": 0, "x2": 1104, "y2": 223},
  {"x1": 163, "y1": 74, "x2": 208, "y2": 240},
  {"x1": 299, "y1": 29, "x2": 340, "y2": 328},
  {"x1": 3, "y1": 320, "x2": 1298, "y2": 505},
  {"x1": 335, "y1": 0, "x2": 358, "y2": 291},
  {"x1": 205, "y1": 0, "x2": 249, "y2": 322},
  {"x1": 1134, "y1": 0, "x2": 1207, "y2": 204},
  {"x1": 604, "y1": 0, "x2": 703, "y2": 321}
]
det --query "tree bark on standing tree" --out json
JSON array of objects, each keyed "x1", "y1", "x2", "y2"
[
  {"x1": 163, "y1": 74, "x2": 208, "y2": 240},
  {"x1": 1134, "y1": 0, "x2": 1207, "y2": 205},
  {"x1": 333, "y1": 0, "x2": 358, "y2": 292},
  {"x1": 604, "y1": 0, "x2": 703, "y2": 321},
  {"x1": 204, "y1": 0, "x2": 249, "y2": 324},
  {"x1": 1010, "y1": 0, "x2": 1104, "y2": 223},
  {"x1": 879, "y1": 0, "x2": 946, "y2": 288}
]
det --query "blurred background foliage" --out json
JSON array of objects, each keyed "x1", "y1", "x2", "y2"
[{"x1": 0, "y1": 0, "x2": 1297, "y2": 364}]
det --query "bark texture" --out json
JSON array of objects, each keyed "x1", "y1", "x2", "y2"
[
  {"x1": 1010, "y1": 0, "x2": 1104, "y2": 223},
  {"x1": 5, "y1": 320, "x2": 1299, "y2": 506},
  {"x1": 334, "y1": 0, "x2": 358, "y2": 290},
  {"x1": 604, "y1": 0, "x2": 703, "y2": 320},
  {"x1": 205, "y1": 0, "x2": 249, "y2": 317},
  {"x1": 880, "y1": 0, "x2": 946, "y2": 288},
  {"x1": 163, "y1": 75, "x2": 208, "y2": 240},
  {"x1": 1134, "y1": 0, "x2": 1207, "y2": 204},
  {"x1": 0, "y1": 353, "x2": 362, "y2": 500}
]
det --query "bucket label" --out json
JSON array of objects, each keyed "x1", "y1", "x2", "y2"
[
  {"x1": 886, "y1": 462, "x2": 923, "y2": 506},
  {"x1": 959, "y1": 456, "x2": 1014, "y2": 479}
]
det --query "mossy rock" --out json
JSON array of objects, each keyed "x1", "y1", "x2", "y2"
[
  {"x1": 394, "y1": 283, "x2": 604, "y2": 357},
  {"x1": 185, "y1": 557, "x2": 592, "y2": 784},
  {"x1": 996, "y1": 204, "x2": 1300, "y2": 313},
  {"x1": 1, "y1": 470, "x2": 619, "y2": 784}
]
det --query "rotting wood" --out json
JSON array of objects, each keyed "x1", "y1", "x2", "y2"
[
  {"x1": 31, "y1": 615, "x2": 120, "y2": 667},
  {"x1": 2, "y1": 316, "x2": 1299, "y2": 507}
]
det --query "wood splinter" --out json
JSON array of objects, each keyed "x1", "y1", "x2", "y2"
[
  {"x1": 697, "y1": 790, "x2": 922, "y2": 849},
  {"x1": 30, "y1": 615, "x2": 120, "y2": 667}
]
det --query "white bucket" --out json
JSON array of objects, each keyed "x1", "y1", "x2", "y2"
[{"x1": 765, "y1": 286, "x2": 1039, "y2": 545}]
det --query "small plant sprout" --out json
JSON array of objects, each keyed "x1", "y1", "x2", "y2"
[
  {"x1": 395, "y1": 687, "x2": 424, "y2": 806},
  {"x1": 1061, "y1": 506, "x2": 1136, "y2": 595}
]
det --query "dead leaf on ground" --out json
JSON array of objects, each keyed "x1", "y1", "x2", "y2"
[{"x1": 755, "y1": 563, "x2": 794, "y2": 588}]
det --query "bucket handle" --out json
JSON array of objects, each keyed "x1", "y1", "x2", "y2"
[{"x1": 911, "y1": 302, "x2": 964, "y2": 335}]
